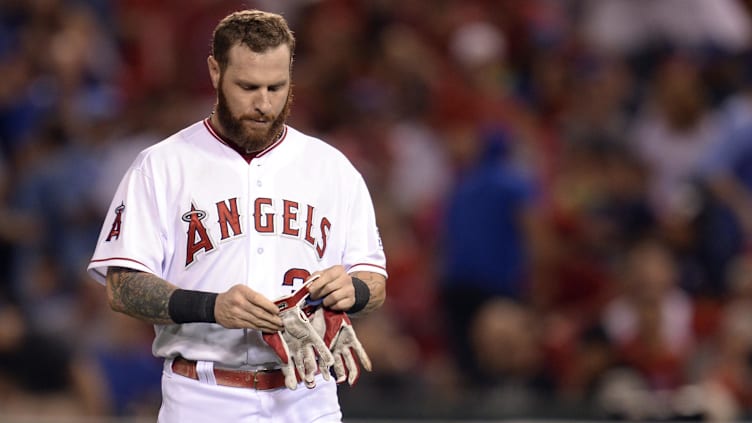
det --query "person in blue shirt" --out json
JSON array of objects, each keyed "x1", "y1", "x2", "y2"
[{"x1": 439, "y1": 127, "x2": 540, "y2": 384}]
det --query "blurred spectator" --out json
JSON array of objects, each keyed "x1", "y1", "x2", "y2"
[
  {"x1": 559, "y1": 56, "x2": 634, "y2": 149},
  {"x1": 535, "y1": 138, "x2": 645, "y2": 325},
  {"x1": 602, "y1": 235, "x2": 696, "y2": 391},
  {"x1": 700, "y1": 107, "x2": 752, "y2": 245},
  {"x1": 629, "y1": 54, "x2": 722, "y2": 226},
  {"x1": 467, "y1": 298, "x2": 556, "y2": 415},
  {"x1": 8, "y1": 120, "x2": 101, "y2": 332},
  {"x1": 439, "y1": 128, "x2": 543, "y2": 385},
  {"x1": 693, "y1": 69, "x2": 752, "y2": 296}
]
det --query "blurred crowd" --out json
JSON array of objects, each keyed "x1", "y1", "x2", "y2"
[{"x1": 4, "y1": 0, "x2": 752, "y2": 421}]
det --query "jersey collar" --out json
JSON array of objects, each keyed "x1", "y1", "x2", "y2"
[{"x1": 203, "y1": 118, "x2": 288, "y2": 163}]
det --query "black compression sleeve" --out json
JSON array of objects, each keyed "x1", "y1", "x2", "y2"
[
  {"x1": 347, "y1": 277, "x2": 371, "y2": 314},
  {"x1": 168, "y1": 289, "x2": 218, "y2": 323}
]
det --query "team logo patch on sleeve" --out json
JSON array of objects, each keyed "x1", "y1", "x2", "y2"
[{"x1": 105, "y1": 202, "x2": 125, "y2": 241}]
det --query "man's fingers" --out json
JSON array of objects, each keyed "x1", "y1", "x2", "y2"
[
  {"x1": 307, "y1": 266, "x2": 348, "y2": 299},
  {"x1": 307, "y1": 277, "x2": 331, "y2": 300},
  {"x1": 245, "y1": 289, "x2": 282, "y2": 315},
  {"x1": 244, "y1": 305, "x2": 283, "y2": 331},
  {"x1": 252, "y1": 307, "x2": 284, "y2": 329},
  {"x1": 224, "y1": 312, "x2": 281, "y2": 332},
  {"x1": 310, "y1": 280, "x2": 355, "y2": 312},
  {"x1": 252, "y1": 318, "x2": 284, "y2": 333},
  {"x1": 321, "y1": 291, "x2": 356, "y2": 311},
  {"x1": 234, "y1": 285, "x2": 283, "y2": 328},
  {"x1": 215, "y1": 286, "x2": 284, "y2": 331}
]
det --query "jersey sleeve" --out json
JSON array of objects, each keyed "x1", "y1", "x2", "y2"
[
  {"x1": 342, "y1": 174, "x2": 388, "y2": 278},
  {"x1": 87, "y1": 163, "x2": 166, "y2": 284}
]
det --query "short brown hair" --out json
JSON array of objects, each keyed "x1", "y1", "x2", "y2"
[{"x1": 211, "y1": 10, "x2": 295, "y2": 70}]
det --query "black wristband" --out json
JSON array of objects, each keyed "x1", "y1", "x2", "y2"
[
  {"x1": 168, "y1": 289, "x2": 218, "y2": 324},
  {"x1": 347, "y1": 277, "x2": 371, "y2": 314}
]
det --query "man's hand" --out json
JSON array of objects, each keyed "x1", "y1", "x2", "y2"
[
  {"x1": 307, "y1": 265, "x2": 355, "y2": 311},
  {"x1": 214, "y1": 285, "x2": 283, "y2": 332},
  {"x1": 308, "y1": 266, "x2": 386, "y2": 315}
]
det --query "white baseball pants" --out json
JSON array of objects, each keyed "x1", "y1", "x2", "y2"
[{"x1": 157, "y1": 358, "x2": 342, "y2": 423}]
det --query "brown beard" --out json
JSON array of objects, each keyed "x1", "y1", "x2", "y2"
[{"x1": 215, "y1": 79, "x2": 292, "y2": 153}]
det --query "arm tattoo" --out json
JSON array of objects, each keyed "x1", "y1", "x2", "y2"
[
  {"x1": 107, "y1": 267, "x2": 176, "y2": 325},
  {"x1": 351, "y1": 271, "x2": 386, "y2": 314}
]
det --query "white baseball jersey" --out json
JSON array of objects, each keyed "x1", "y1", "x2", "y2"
[{"x1": 87, "y1": 118, "x2": 387, "y2": 368}]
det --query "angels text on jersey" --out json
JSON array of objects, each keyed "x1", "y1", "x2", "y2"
[{"x1": 105, "y1": 195, "x2": 332, "y2": 267}]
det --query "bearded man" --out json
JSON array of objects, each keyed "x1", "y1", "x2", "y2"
[{"x1": 87, "y1": 10, "x2": 387, "y2": 423}]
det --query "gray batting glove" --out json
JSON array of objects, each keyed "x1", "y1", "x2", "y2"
[
  {"x1": 312, "y1": 307, "x2": 372, "y2": 386},
  {"x1": 263, "y1": 276, "x2": 334, "y2": 390}
]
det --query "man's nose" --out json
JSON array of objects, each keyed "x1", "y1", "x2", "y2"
[{"x1": 253, "y1": 89, "x2": 272, "y2": 115}]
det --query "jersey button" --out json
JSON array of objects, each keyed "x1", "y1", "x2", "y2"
[
  {"x1": 257, "y1": 247, "x2": 264, "y2": 254},
  {"x1": 256, "y1": 180, "x2": 262, "y2": 187}
]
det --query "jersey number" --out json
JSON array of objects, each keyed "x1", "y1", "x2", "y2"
[{"x1": 282, "y1": 268, "x2": 312, "y2": 292}]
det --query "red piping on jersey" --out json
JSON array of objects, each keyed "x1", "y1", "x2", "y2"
[
  {"x1": 349, "y1": 263, "x2": 387, "y2": 272},
  {"x1": 203, "y1": 118, "x2": 288, "y2": 163},
  {"x1": 89, "y1": 256, "x2": 151, "y2": 270}
]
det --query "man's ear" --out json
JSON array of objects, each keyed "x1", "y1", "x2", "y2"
[{"x1": 208, "y1": 56, "x2": 220, "y2": 89}]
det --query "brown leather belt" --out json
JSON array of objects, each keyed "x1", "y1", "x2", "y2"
[{"x1": 171, "y1": 356, "x2": 288, "y2": 390}]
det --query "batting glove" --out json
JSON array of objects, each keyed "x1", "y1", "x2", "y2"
[
  {"x1": 262, "y1": 276, "x2": 334, "y2": 390},
  {"x1": 314, "y1": 307, "x2": 372, "y2": 386}
]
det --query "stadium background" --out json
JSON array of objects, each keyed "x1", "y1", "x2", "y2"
[{"x1": 3, "y1": 0, "x2": 752, "y2": 421}]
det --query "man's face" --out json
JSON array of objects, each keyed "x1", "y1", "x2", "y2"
[{"x1": 209, "y1": 43, "x2": 292, "y2": 153}]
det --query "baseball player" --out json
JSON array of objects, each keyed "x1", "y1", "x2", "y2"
[{"x1": 87, "y1": 10, "x2": 387, "y2": 423}]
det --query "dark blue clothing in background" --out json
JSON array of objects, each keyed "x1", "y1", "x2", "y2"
[
  {"x1": 442, "y1": 139, "x2": 537, "y2": 300},
  {"x1": 439, "y1": 133, "x2": 539, "y2": 386}
]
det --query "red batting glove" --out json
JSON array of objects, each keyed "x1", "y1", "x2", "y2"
[
  {"x1": 262, "y1": 276, "x2": 333, "y2": 390},
  {"x1": 319, "y1": 309, "x2": 372, "y2": 386}
]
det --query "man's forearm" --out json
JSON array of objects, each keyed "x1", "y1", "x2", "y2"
[
  {"x1": 106, "y1": 267, "x2": 177, "y2": 325},
  {"x1": 350, "y1": 271, "x2": 386, "y2": 315}
]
